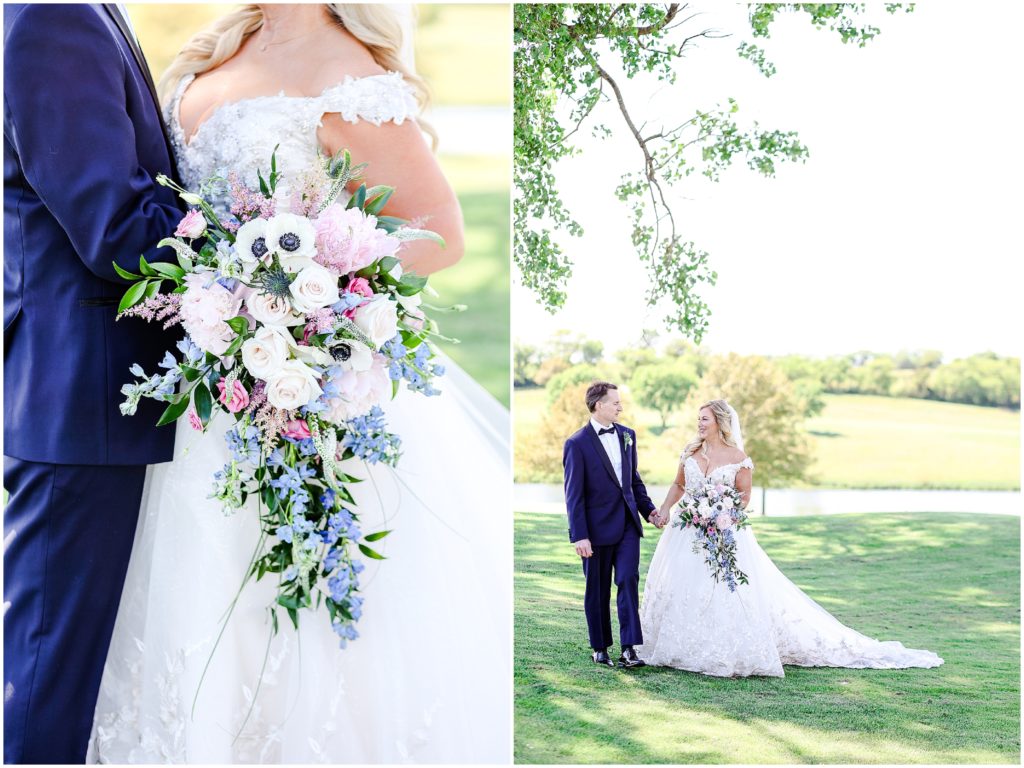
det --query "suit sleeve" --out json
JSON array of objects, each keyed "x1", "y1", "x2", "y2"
[
  {"x1": 563, "y1": 438, "x2": 589, "y2": 543},
  {"x1": 3, "y1": 5, "x2": 183, "y2": 282},
  {"x1": 630, "y1": 429, "x2": 656, "y2": 519}
]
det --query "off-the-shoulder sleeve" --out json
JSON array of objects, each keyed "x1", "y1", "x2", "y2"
[
  {"x1": 317, "y1": 72, "x2": 419, "y2": 127},
  {"x1": 739, "y1": 457, "x2": 754, "y2": 472}
]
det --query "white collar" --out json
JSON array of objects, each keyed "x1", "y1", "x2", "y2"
[{"x1": 590, "y1": 418, "x2": 615, "y2": 435}]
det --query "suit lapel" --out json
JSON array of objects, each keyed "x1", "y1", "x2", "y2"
[
  {"x1": 616, "y1": 426, "x2": 629, "y2": 488},
  {"x1": 585, "y1": 425, "x2": 619, "y2": 487},
  {"x1": 101, "y1": 4, "x2": 178, "y2": 177}
]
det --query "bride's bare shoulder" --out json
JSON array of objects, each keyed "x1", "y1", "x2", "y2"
[
  {"x1": 306, "y1": 27, "x2": 388, "y2": 90},
  {"x1": 727, "y1": 447, "x2": 749, "y2": 465}
]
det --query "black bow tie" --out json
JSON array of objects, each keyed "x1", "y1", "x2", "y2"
[{"x1": 598, "y1": 426, "x2": 615, "y2": 436}]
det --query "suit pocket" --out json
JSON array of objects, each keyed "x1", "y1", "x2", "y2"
[{"x1": 79, "y1": 297, "x2": 118, "y2": 307}]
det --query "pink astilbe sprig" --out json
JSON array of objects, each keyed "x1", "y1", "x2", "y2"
[
  {"x1": 252, "y1": 400, "x2": 292, "y2": 453},
  {"x1": 307, "y1": 308, "x2": 338, "y2": 333},
  {"x1": 288, "y1": 167, "x2": 329, "y2": 218},
  {"x1": 117, "y1": 292, "x2": 182, "y2": 329},
  {"x1": 229, "y1": 171, "x2": 276, "y2": 222}
]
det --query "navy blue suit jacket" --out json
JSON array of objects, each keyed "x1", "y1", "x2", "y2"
[
  {"x1": 4, "y1": 4, "x2": 183, "y2": 465},
  {"x1": 563, "y1": 422, "x2": 656, "y2": 546}
]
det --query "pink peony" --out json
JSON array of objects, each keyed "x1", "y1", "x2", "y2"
[
  {"x1": 314, "y1": 204, "x2": 400, "y2": 274},
  {"x1": 283, "y1": 419, "x2": 312, "y2": 440},
  {"x1": 175, "y1": 209, "x2": 207, "y2": 239},
  {"x1": 715, "y1": 512, "x2": 733, "y2": 531},
  {"x1": 324, "y1": 354, "x2": 391, "y2": 422},
  {"x1": 179, "y1": 274, "x2": 242, "y2": 355},
  {"x1": 217, "y1": 379, "x2": 250, "y2": 413},
  {"x1": 188, "y1": 407, "x2": 203, "y2": 431}
]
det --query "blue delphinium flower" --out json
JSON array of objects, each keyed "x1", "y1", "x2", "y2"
[{"x1": 342, "y1": 406, "x2": 401, "y2": 466}]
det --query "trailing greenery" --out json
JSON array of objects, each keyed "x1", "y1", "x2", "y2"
[{"x1": 515, "y1": 511, "x2": 1020, "y2": 764}]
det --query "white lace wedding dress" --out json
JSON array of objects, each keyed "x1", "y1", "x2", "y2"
[
  {"x1": 87, "y1": 73, "x2": 511, "y2": 763},
  {"x1": 638, "y1": 455, "x2": 943, "y2": 677}
]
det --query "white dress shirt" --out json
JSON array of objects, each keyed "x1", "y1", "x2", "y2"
[{"x1": 591, "y1": 418, "x2": 623, "y2": 486}]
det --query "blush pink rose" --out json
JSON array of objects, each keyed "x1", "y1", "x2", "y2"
[
  {"x1": 314, "y1": 204, "x2": 400, "y2": 274},
  {"x1": 188, "y1": 407, "x2": 203, "y2": 431},
  {"x1": 175, "y1": 209, "x2": 207, "y2": 239},
  {"x1": 217, "y1": 379, "x2": 250, "y2": 413},
  {"x1": 341, "y1": 276, "x2": 374, "y2": 318},
  {"x1": 715, "y1": 512, "x2": 733, "y2": 531},
  {"x1": 283, "y1": 419, "x2": 312, "y2": 440}
]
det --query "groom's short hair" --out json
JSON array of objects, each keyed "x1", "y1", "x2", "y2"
[{"x1": 585, "y1": 381, "x2": 618, "y2": 412}]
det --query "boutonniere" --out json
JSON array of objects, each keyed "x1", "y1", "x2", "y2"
[{"x1": 623, "y1": 433, "x2": 633, "y2": 449}]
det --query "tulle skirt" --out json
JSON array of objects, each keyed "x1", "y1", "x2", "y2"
[
  {"x1": 638, "y1": 516, "x2": 943, "y2": 678},
  {"x1": 88, "y1": 357, "x2": 511, "y2": 763}
]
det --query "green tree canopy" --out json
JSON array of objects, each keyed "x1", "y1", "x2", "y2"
[{"x1": 514, "y1": 3, "x2": 909, "y2": 340}]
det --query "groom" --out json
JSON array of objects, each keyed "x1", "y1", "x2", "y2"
[
  {"x1": 3, "y1": 5, "x2": 184, "y2": 762},
  {"x1": 563, "y1": 381, "x2": 659, "y2": 668}
]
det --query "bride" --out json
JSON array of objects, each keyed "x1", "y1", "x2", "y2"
[
  {"x1": 638, "y1": 399, "x2": 942, "y2": 677},
  {"x1": 88, "y1": 5, "x2": 509, "y2": 762}
]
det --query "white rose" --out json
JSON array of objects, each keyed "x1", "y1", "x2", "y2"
[
  {"x1": 265, "y1": 359, "x2": 323, "y2": 410},
  {"x1": 246, "y1": 291, "x2": 304, "y2": 327},
  {"x1": 265, "y1": 213, "x2": 317, "y2": 262},
  {"x1": 697, "y1": 500, "x2": 712, "y2": 520},
  {"x1": 289, "y1": 264, "x2": 340, "y2": 313},
  {"x1": 234, "y1": 218, "x2": 270, "y2": 267},
  {"x1": 353, "y1": 294, "x2": 399, "y2": 347},
  {"x1": 241, "y1": 325, "x2": 292, "y2": 380},
  {"x1": 722, "y1": 496, "x2": 735, "y2": 510}
]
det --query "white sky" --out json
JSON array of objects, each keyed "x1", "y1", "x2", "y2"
[{"x1": 512, "y1": 3, "x2": 1024, "y2": 359}]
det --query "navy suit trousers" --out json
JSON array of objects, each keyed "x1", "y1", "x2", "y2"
[
  {"x1": 582, "y1": 517, "x2": 642, "y2": 651},
  {"x1": 3, "y1": 457, "x2": 146, "y2": 764}
]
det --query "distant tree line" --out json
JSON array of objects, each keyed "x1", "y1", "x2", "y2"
[{"x1": 515, "y1": 335, "x2": 1020, "y2": 410}]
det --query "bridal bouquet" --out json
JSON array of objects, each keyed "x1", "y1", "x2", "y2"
[
  {"x1": 116, "y1": 148, "x2": 450, "y2": 647},
  {"x1": 673, "y1": 483, "x2": 751, "y2": 591}
]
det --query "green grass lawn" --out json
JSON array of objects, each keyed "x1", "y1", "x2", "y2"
[
  {"x1": 514, "y1": 390, "x2": 1019, "y2": 488},
  {"x1": 430, "y1": 154, "x2": 509, "y2": 406},
  {"x1": 515, "y1": 511, "x2": 1020, "y2": 764}
]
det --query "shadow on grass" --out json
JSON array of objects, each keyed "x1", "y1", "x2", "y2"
[{"x1": 515, "y1": 512, "x2": 1021, "y2": 764}]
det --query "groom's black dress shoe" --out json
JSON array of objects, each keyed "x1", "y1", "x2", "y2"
[
  {"x1": 618, "y1": 646, "x2": 647, "y2": 668},
  {"x1": 592, "y1": 649, "x2": 615, "y2": 667}
]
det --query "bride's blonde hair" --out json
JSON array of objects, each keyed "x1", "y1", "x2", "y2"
[
  {"x1": 157, "y1": 4, "x2": 435, "y2": 144},
  {"x1": 683, "y1": 399, "x2": 739, "y2": 458}
]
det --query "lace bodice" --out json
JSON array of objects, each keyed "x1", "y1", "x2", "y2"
[
  {"x1": 681, "y1": 454, "x2": 754, "y2": 490},
  {"x1": 166, "y1": 72, "x2": 419, "y2": 217}
]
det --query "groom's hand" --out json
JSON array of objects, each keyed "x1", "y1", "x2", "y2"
[{"x1": 573, "y1": 539, "x2": 593, "y2": 558}]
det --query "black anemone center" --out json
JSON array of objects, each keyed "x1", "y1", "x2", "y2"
[
  {"x1": 251, "y1": 236, "x2": 268, "y2": 259},
  {"x1": 279, "y1": 233, "x2": 301, "y2": 252},
  {"x1": 331, "y1": 343, "x2": 352, "y2": 362}
]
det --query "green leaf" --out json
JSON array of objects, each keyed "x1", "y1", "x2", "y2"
[
  {"x1": 375, "y1": 215, "x2": 407, "y2": 233},
  {"x1": 363, "y1": 186, "x2": 394, "y2": 216},
  {"x1": 138, "y1": 255, "x2": 159, "y2": 277},
  {"x1": 378, "y1": 256, "x2": 400, "y2": 273},
  {"x1": 358, "y1": 543, "x2": 386, "y2": 560},
  {"x1": 113, "y1": 262, "x2": 143, "y2": 281},
  {"x1": 261, "y1": 485, "x2": 278, "y2": 513},
  {"x1": 143, "y1": 281, "x2": 161, "y2": 300},
  {"x1": 181, "y1": 365, "x2": 202, "y2": 382},
  {"x1": 117, "y1": 280, "x2": 149, "y2": 314},
  {"x1": 194, "y1": 382, "x2": 213, "y2": 424},
  {"x1": 396, "y1": 276, "x2": 428, "y2": 296},
  {"x1": 156, "y1": 395, "x2": 190, "y2": 427},
  {"x1": 226, "y1": 316, "x2": 250, "y2": 335},
  {"x1": 257, "y1": 169, "x2": 270, "y2": 198},
  {"x1": 364, "y1": 530, "x2": 391, "y2": 542},
  {"x1": 346, "y1": 184, "x2": 367, "y2": 211},
  {"x1": 150, "y1": 261, "x2": 186, "y2": 280}
]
